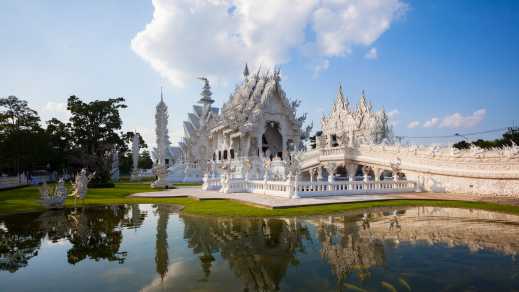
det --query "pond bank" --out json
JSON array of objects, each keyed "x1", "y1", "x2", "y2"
[{"x1": 1, "y1": 182, "x2": 519, "y2": 217}]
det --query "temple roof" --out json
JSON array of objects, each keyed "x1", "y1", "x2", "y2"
[{"x1": 219, "y1": 68, "x2": 297, "y2": 131}]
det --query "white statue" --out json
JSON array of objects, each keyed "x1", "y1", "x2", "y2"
[
  {"x1": 39, "y1": 178, "x2": 67, "y2": 208},
  {"x1": 132, "y1": 133, "x2": 140, "y2": 173},
  {"x1": 70, "y1": 168, "x2": 95, "y2": 199},
  {"x1": 111, "y1": 148, "x2": 120, "y2": 182}
]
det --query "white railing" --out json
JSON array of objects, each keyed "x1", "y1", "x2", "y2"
[
  {"x1": 245, "y1": 180, "x2": 291, "y2": 197},
  {"x1": 294, "y1": 180, "x2": 416, "y2": 197},
  {"x1": 0, "y1": 175, "x2": 29, "y2": 189},
  {"x1": 206, "y1": 175, "x2": 416, "y2": 198},
  {"x1": 320, "y1": 146, "x2": 345, "y2": 157}
]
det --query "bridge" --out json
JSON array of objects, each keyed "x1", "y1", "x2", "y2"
[{"x1": 298, "y1": 143, "x2": 519, "y2": 197}]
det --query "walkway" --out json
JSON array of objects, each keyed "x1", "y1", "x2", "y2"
[{"x1": 130, "y1": 186, "x2": 519, "y2": 209}]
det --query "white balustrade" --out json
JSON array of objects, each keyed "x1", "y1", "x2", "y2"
[
  {"x1": 0, "y1": 175, "x2": 29, "y2": 189},
  {"x1": 294, "y1": 180, "x2": 416, "y2": 197},
  {"x1": 204, "y1": 175, "x2": 416, "y2": 198},
  {"x1": 202, "y1": 176, "x2": 222, "y2": 191}
]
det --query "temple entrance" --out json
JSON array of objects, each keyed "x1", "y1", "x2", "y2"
[{"x1": 262, "y1": 121, "x2": 282, "y2": 159}]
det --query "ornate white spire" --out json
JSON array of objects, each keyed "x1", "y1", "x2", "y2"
[
  {"x1": 331, "y1": 83, "x2": 349, "y2": 113},
  {"x1": 359, "y1": 90, "x2": 368, "y2": 113},
  {"x1": 197, "y1": 77, "x2": 214, "y2": 105},
  {"x1": 155, "y1": 90, "x2": 171, "y2": 167}
]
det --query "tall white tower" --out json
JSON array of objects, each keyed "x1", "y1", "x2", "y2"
[{"x1": 151, "y1": 89, "x2": 173, "y2": 188}]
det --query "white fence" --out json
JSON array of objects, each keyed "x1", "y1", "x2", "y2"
[
  {"x1": 294, "y1": 180, "x2": 416, "y2": 197},
  {"x1": 203, "y1": 175, "x2": 417, "y2": 198},
  {"x1": 0, "y1": 175, "x2": 28, "y2": 189}
]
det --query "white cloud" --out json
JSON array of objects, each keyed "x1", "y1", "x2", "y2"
[
  {"x1": 419, "y1": 109, "x2": 487, "y2": 129},
  {"x1": 312, "y1": 59, "x2": 330, "y2": 78},
  {"x1": 407, "y1": 120, "x2": 420, "y2": 128},
  {"x1": 439, "y1": 108, "x2": 486, "y2": 128},
  {"x1": 387, "y1": 109, "x2": 399, "y2": 126},
  {"x1": 39, "y1": 101, "x2": 71, "y2": 122},
  {"x1": 423, "y1": 117, "x2": 439, "y2": 128},
  {"x1": 311, "y1": 0, "x2": 407, "y2": 57},
  {"x1": 132, "y1": 0, "x2": 407, "y2": 87},
  {"x1": 364, "y1": 47, "x2": 378, "y2": 60}
]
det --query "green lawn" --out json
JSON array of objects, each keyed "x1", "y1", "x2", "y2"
[{"x1": 1, "y1": 182, "x2": 519, "y2": 217}]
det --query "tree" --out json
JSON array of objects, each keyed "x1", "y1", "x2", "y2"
[
  {"x1": 139, "y1": 150, "x2": 154, "y2": 169},
  {"x1": 45, "y1": 118, "x2": 74, "y2": 173},
  {"x1": 67, "y1": 95, "x2": 127, "y2": 186},
  {"x1": 0, "y1": 96, "x2": 46, "y2": 175},
  {"x1": 452, "y1": 140, "x2": 470, "y2": 150},
  {"x1": 120, "y1": 131, "x2": 148, "y2": 175},
  {"x1": 453, "y1": 128, "x2": 519, "y2": 150}
]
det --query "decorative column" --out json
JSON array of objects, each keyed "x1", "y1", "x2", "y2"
[
  {"x1": 374, "y1": 168, "x2": 383, "y2": 182},
  {"x1": 362, "y1": 166, "x2": 371, "y2": 182},
  {"x1": 325, "y1": 162, "x2": 338, "y2": 183},
  {"x1": 348, "y1": 130, "x2": 354, "y2": 148},
  {"x1": 346, "y1": 164, "x2": 357, "y2": 182},
  {"x1": 317, "y1": 166, "x2": 323, "y2": 181},
  {"x1": 310, "y1": 168, "x2": 318, "y2": 182},
  {"x1": 257, "y1": 132, "x2": 263, "y2": 157}
]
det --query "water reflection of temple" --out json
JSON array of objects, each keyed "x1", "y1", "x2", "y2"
[
  {"x1": 181, "y1": 215, "x2": 310, "y2": 291},
  {"x1": 316, "y1": 216, "x2": 385, "y2": 282},
  {"x1": 312, "y1": 207, "x2": 519, "y2": 257}
]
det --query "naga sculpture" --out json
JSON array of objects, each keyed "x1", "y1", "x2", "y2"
[
  {"x1": 39, "y1": 178, "x2": 68, "y2": 208},
  {"x1": 70, "y1": 168, "x2": 96, "y2": 199}
]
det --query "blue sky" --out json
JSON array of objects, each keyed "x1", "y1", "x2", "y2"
[{"x1": 1, "y1": 0, "x2": 518, "y2": 146}]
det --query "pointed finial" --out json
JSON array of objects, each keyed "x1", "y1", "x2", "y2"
[
  {"x1": 243, "y1": 63, "x2": 249, "y2": 78},
  {"x1": 197, "y1": 77, "x2": 214, "y2": 105},
  {"x1": 160, "y1": 86, "x2": 164, "y2": 102}
]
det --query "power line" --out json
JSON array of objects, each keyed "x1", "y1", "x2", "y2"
[{"x1": 397, "y1": 127, "x2": 511, "y2": 140}]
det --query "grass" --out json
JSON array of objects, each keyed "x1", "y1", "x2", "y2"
[{"x1": 1, "y1": 182, "x2": 519, "y2": 217}]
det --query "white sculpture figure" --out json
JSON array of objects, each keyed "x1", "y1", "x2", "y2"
[
  {"x1": 111, "y1": 148, "x2": 120, "y2": 182},
  {"x1": 151, "y1": 89, "x2": 173, "y2": 188},
  {"x1": 219, "y1": 162, "x2": 231, "y2": 193},
  {"x1": 39, "y1": 182, "x2": 50, "y2": 199},
  {"x1": 429, "y1": 145, "x2": 440, "y2": 158},
  {"x1": 55, "y1": 178, "x2": 67, "y2": 197},
  {"x1": 242, "y1": 159, "x2": 252, "y2": 180},
  {"x1": 39, "y1": 178, "x2": 67, "y2": 208},
  {"x1": 450, "y1": 145, "x2": 461, "y2": 157},
  {"x1": 130, "y1": 133, "x2": 140, "y2": 181},
  {"x1": 504, "y1": 142, "x2": 519, "y2": 158},
  {"x1": 408, "y1": 144, "x2": 418, "y2": 155},
  {"x1": 390, "y1": 158, "x2": 402, "y2": 181},
  {"x1": 70, "y1": 169, "x2": 95, "y2": 199},
  {"x1": 470, "y1": 144, "x2": 484, "y2": 158}
]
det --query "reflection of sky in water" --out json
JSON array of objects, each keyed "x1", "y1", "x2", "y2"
[{"x1": 1, "y1": 205, "x2": 519, "y2": 291}]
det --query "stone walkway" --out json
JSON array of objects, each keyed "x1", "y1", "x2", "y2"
[{"x1": 130, "y1": 186, "x2": 519, "y2": 209}]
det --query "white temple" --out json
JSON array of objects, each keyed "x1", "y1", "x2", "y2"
[
  {"x1": 151, "y1": 66, "x2": 519, "y2": 197},
  {"x1": 159, "y1": 66, "x2": 308, "y2": 185},
  {"x1": 319, "y1": 85, "x2": 393, "y2": 148}
]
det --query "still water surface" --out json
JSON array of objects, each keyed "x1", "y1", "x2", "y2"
[{"x1": 1, "y1": 204, "x2": 519, "y2": 291}]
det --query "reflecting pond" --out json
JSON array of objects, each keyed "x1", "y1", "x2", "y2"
[{"x1": 1, "y1": 204, "x2": 519, "y2": 291}]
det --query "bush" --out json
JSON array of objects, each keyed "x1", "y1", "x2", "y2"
[{"x1": 88, "y1": 182, "x2": 115, "y2": 188}]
